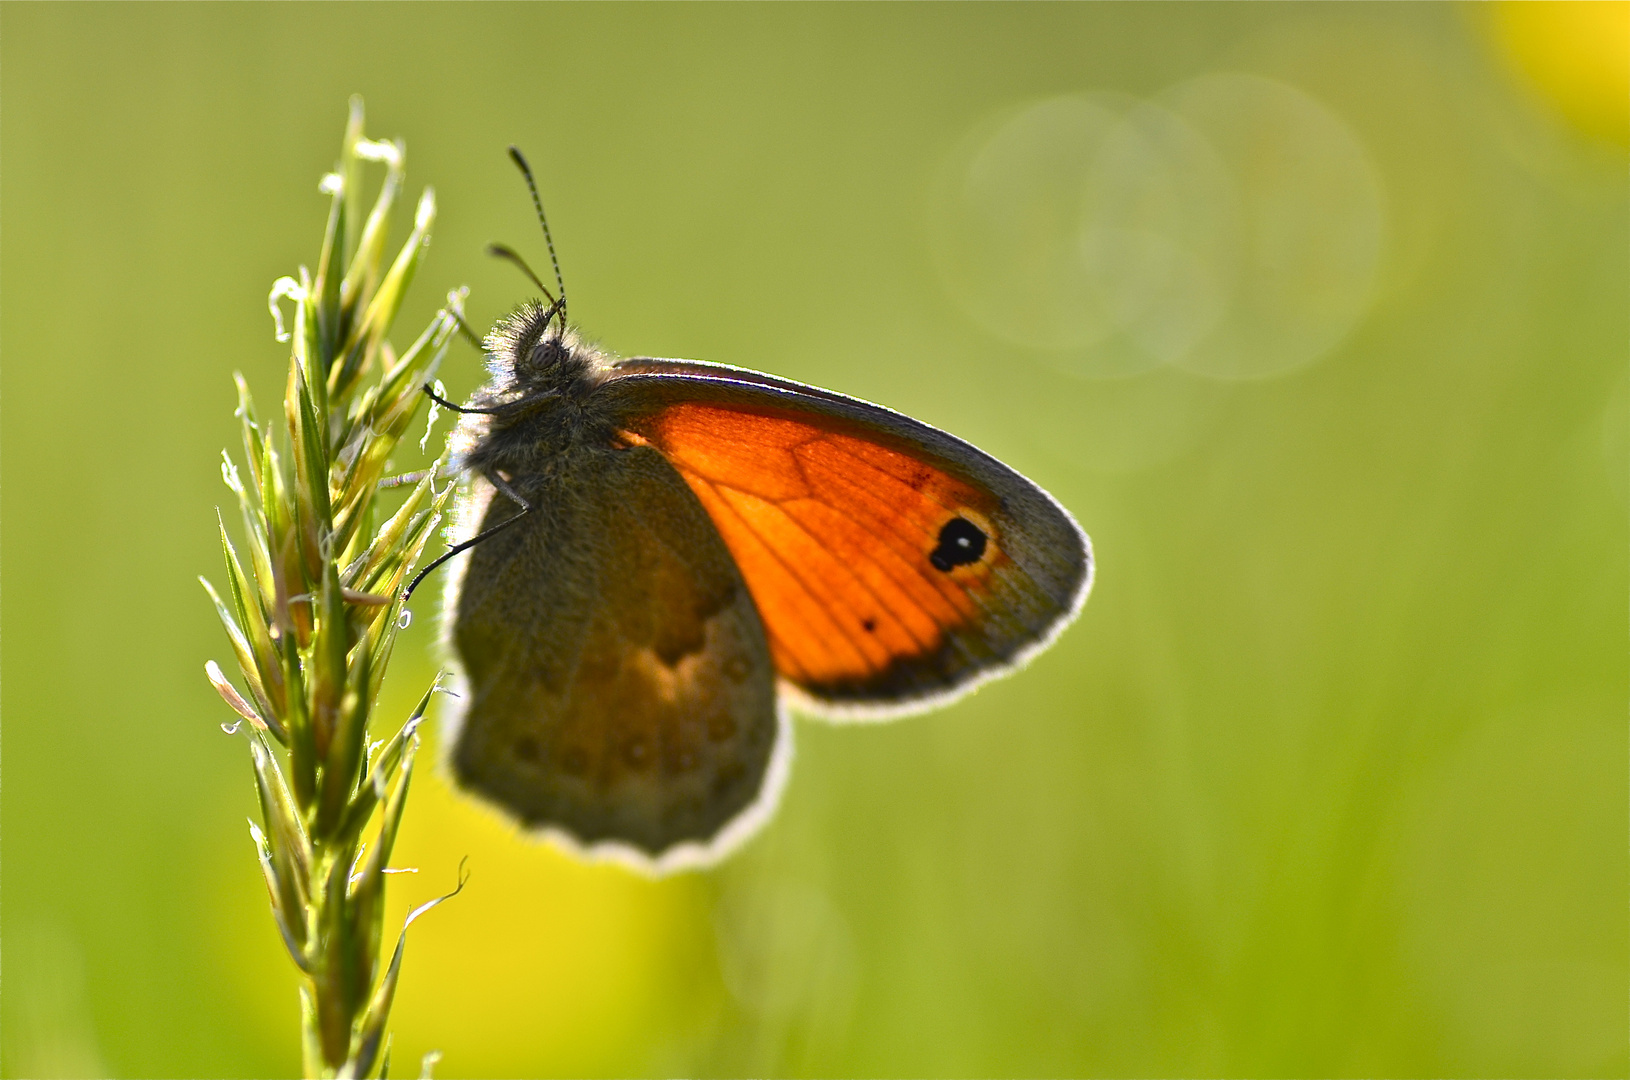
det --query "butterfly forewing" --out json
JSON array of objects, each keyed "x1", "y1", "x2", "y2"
[{"x1": 602, "y1": 359, "x2": 1093, "y2": 714}]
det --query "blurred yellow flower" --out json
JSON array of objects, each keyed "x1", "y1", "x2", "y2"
[
  {"x1": 1493, "y1": 0, "x2": 1630, "y2": 145},
  {"x1": 380, "y1": 767, "x2": 720, "y2": 1075}
]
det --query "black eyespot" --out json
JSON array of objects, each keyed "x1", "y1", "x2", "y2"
[{"x1": 930, "y1": 516, "x2": 987, "y2": 571}]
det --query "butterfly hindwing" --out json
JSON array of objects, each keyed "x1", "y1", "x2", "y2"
[
  {"x1": 444, "y1": 441, "x2": 784, "y2": 861},
  {"x1": 602, "y1": 358, "x2": 1094, "y2": 714}
]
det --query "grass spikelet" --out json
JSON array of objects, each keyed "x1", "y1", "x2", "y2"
[{"x1": 202, "y1": 97, "x2": 463, "y2": 1078}]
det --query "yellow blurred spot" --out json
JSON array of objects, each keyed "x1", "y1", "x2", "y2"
[
  {"x1": 378, "y1": 765, "x2": 720, "y2": 1075},
  {"x1": 1493, "y1": 0, "x2": 1630, "y2": 145},
  {"x1": 210, "y1": 734, "x2": 722, "y2": 1075}
]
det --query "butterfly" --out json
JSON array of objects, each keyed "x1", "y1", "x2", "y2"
[{"x1": 420, "y1": 151, "x2": 1093, "y2": 872}]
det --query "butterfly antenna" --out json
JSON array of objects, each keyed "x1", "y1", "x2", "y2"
[
  {"x1": 484, "y1": 242, "x2": 556, "y2": 305},
  {"x1": 508, "y1": 146, "x2": 567, "y2": 331},
  {"x1": 447, "y1": 305, "x2": 486, "y2": 350}
]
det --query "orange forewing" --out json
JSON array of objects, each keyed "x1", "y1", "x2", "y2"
[{"x1": 629, "y1": 402, "x2": 1008, "y2": 689}]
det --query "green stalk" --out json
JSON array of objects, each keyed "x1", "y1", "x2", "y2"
[{"x1": 203, "y1": 97, "x2": 467, "y2": 1079}]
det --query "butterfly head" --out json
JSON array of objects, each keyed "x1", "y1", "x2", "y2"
[
  {"x1": 451, "y1": 299, "x2": 623, "y2": 476},
  {"x1": 486, "y1": 300, "x2": 582, "y2": 386}
]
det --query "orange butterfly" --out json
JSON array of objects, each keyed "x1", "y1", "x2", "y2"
[{"x1": 425, "y1": 153, "x2": 1092, "y2": 871}]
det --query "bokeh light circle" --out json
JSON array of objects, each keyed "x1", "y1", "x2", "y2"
[
  {"x1": 1159, "y1": 73, "x2": 1385, "y2": 380},
  {"x1": 933, "y1": 75, "x2": 1386, "y2": 381},
  {"x1": 929, "y1": 93, "x2": 1133, "y2": 358},
  {"x1": 1080, "y1": 99, "x2": 1239, "y2": 367}
]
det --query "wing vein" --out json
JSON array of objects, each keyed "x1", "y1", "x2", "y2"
[
  {"x1": 716, "y1": 489, "x2": 883, "y2": 677},
  {"x1": 689, "y1": 471, "x2": 878, "y2": 679},
  {"x1": 798, "y1": 443, "x2": 1036, "y2": 663},
  {"x1": 798, "y1": 442, "x2": 977, "y2": 613},
  {"x1": 743, "y1": 490, "x2": 929, "y2": 660},
  {"x1": 779, "y1": 443, "x2": 941, "y2": 651},
  {"x1": 779, "y1": 497, "x2": 946, "y2": 651}
]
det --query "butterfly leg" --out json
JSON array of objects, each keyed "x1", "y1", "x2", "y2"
[
  {"x1": 421, "y1": 383, "x2": 561, "y2": 416},
  {"x1": 446, "y1": 306, "x2": 486, "y2": 350},
  {"x1": 379, "y1": 462, "x2": 466, "y2": 490},
  {"x1": 401, "y1": 470, "x2": 533, "y2": 602},
  {"x1": 423, "y1": 384, "x2": 480, "y2": 413},
  {"x1": 378, "y1": 468, "x2": 435, "y2": 489}
]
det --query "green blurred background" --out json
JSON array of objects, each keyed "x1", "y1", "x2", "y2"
[{"x1": 3, "y1": 3, "x2": 1625, "y2": 1076}]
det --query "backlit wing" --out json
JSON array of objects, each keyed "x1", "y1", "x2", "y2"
[
  {"x1": 602, "y1": 358, "x2": 1093, "y2": 715},
  {"x1": 444, "y1": 442, "x2": 786, "y2": 865}
]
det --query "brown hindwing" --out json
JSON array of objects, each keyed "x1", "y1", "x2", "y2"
[{"x1": 445, "y1": 443, "x2": 780, "y2": 857}]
